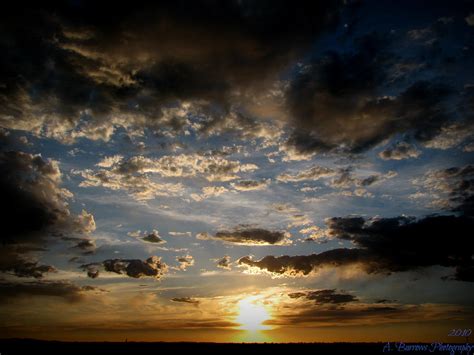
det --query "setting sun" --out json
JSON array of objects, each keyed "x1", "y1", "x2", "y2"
[{"x1": 236, "y1": 297, "x2": 271, "y2": 331}]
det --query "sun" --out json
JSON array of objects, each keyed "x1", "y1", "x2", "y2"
[{"x1": 236, "y1": 296, "x2": 271, "y2": 331}]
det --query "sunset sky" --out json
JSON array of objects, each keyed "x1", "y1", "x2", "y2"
[{"x1": 1, "y1": 0, "x2": 473, "y2": 343}]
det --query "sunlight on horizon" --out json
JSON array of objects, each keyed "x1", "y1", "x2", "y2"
[
  {"x1": 236, "y1": 296, "x2": 272, "y2": 331},
  {"x1": 234, "y1": 330, "x2": 273, "y2": 343}
]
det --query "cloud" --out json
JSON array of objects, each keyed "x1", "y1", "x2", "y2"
[
  {"x1": 287, "y1": 214, "x2": 312, "y2": 228},
  {"x1": 239, "y1": 214, "x2": 474, "y2": 281},
  {"x1": 230, "y1": 179, "x2": 270, "y2": 191},
  {"x1": 0, "y1": 258, "x2": 56, "y2": 279},
  {"x1": 171, "y1": 297, "x2": 200, "y2": 305},
  {"x1": 73, "y1": 238, "x2": 96, "y2": 254},
  {"x1": 279, "y1": 143, "x2": 316, "y2": 162},
  {"x1": 277, "y1": 165, "x2": 395, "y2": 191},
  {"x1": 283, "y1": 29, "x2": 456, "y2": 154},
  {"x1": 176, "y1": 255, "x2": 194, "y2": 271},
  {"x1": 198, "y1": 227, "x2": 291, "y2": 246},
  {"x1": 82, "y1": 256, "x2": 168, "y2": 279},
  {"x1": 299, "y1": 226, "x2": 327, "y2": 242},
  {"x1": 288, "y1": 289, "x2": 358, "y2": 304},
  {"x1": 128, "y1": 229, "x2": 166, "y2": 244},
  {"x1": 72, "y1": 210, "x2": 97, "y2": 234},
  {"x1": 0, "y1": 151, "x2": 95, "y2": 280},
  {"x1": 238, "y1": 249, "x2": 363, "y2": 277},
  {"x1": 0, "y1": 151, "x2": 94, "y2": 242},
  {"x1": 422, "y1": 123, "x2": 474, "y2": 150},
  {"x1": 0, "y1": 281, "x2": 102, "y2": 303},
  {"x1": 156, "y1": 153, "x2": 258, "y2": 182},
  {"x1": 277, "y1": 165, "x2": 336, "y2": 182},
  {"x1": 191, "y1": 185, "x2": 229, "y2": 201},
  {"x1": 0, "y1": 1, "x2": 341, "y2": 142},
  {"x1": 379, "y1": 142, "x2": 421, "y2": 160},
  {"x1": 414, "y1": 164, "x2": 473, "y2": 216},
  {"x1": 270, "y1": 203, "x2": 300, "y2": 214},
  {"x1": 169, "y1": 231, "x2": 192, "y2": 237},
  {"x1": 76, "y1": 152, "x2": 258, "y2": 200},
  {"x1": 75, "y1": 158, "x2": 185, "y2": 201},
  {"x1": 329, "y1": 168, "x2": 397, "y2": 189},
  {"x1": 101, "y1": 153, "x2": 257, "y2": 181},
  {"x1": 197, "y1": 110, "x2": 284, "y2": 146},
  {"x1": 142, "y1": 232, "x2": 166, "y2": 244},
  {"x1": 216, "y1": 256, "x2": 232, "y2": 270},
  {"x1": 270, "y1": 298, "x2": 465, "y2": 327}
]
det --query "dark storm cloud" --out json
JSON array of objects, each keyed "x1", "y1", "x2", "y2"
[
  {"x1": 1, "y1": 1, "x2": 472, "y2": 153},
  {"x1": 0, "y1": 281, "x2": 102, "y2": 303},
  {"x1": 198, "y1": 227, "x2": 291, "y2": 245},
  {"x1": 239, "y1": 214, "x2": 474, "y2": 281},
  {"x1": 0, "y1": 151, "x2": 69, "y2": 242},
  {"x1": 82, "y1": 256, "x2": 168, "y2": 279},
  {"x1": 171, "y1": 297, "x2": 200, "y2": 305},
  {"x1": 0, "y1": 151, "x2": 95, "y2": 279},
  {"x1": 0, "y1": 0, "x2": 342, "y2": 141},
  {"x1": 288, "y1": 289, "x2": 358, "y2": 304},
  {"x1": 283, "y1": 24, "x2": 464, "y2": 154},
  {"x1": 0, "y1": 151, "x2": 95, "y2": 243}
]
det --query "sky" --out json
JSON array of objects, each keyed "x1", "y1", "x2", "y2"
[{"x1": 0, "y1": 0, "x2": 473, "y2": 343}]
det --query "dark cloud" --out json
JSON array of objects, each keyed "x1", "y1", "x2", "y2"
[
  {"x1": 128, "y1": 229, "x2": 167, "y2": 244},
  {"x1": 0, "y1": 151, "x2": 95, "y2": 279},
  {"x1": 379, "y1": 141, "x2": 421, "y2": 160},
  {"x1": 171, "y1": 297, "x2": 200, "y2": 305},
  {"x1": 0, "y1": 257, "x2": 56, "y2": 279},
  {"x1": 0, "y1": 281, "x2": 101, "y2": 303},
  {"x1": 238, "y1": 249, "x2": 364, "y2": 276},
  {"x1": 374, "y1": 299, "x2": 396, "y2": 304},
  {"x1": 216, "y1": 256, "x2": 232, "y2": 270},
  {"x1": 0, "y1": 151, "x2": 95, "y2": 242},
  {"x1": 82, "y1": 256, "x2": 168, "y2": 279},
  {"x1": 284, "y1": 29, "x2": 456, "y2": 154},
  {"x1": 230, "y1": 179, "x2": 270, "y2": 191},
  {"x1": 268, "y1": 302, "x2": 465, "y2": 327},
  {"x1": 0, "y1": 151, "x2": 70, "y2": 242},
  {"x1": 419, "y1": 164, "x2": 474, "y2": 216},
  {"x1": 1, "y1": 1, "x2": 471, "y2": 154},
  {"x1": 438, "y1": 166, "x2": 473, "y2": 216},
  {"x1": 0, "y1": 1, "x2": 342, "y2": 142},
  {"x1": 328, "y1": 167, "x2": 395, "y2": 189},
  {"x1": 74, "y1": 239, "x2": 96, "y2": 254},
  {"x1": 288, "y1": 289, "x2": 358, "y2": 304},
  {"x1": 198, "y1": 227, "x2": 291, "y2": 245},
  {"x1": 142, "y1": 231, "x2": 166, "y2": 244},
  {"x1": 239, "y1": 214, "x2": 474, "y2": 281}
]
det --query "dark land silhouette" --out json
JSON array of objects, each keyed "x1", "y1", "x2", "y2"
[{"x1": 1, "y1": 339, "x2": 471, "y2": 355}]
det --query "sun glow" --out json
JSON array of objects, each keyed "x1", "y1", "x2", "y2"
[{"x1": 236, "y1": 296, "x2": 271, "y2": 331}]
